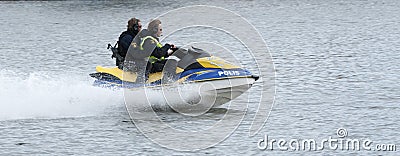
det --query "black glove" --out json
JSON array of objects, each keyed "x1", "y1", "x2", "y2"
[{"x1": 163, "y1": 43, "x2": 172, "y2": 49}]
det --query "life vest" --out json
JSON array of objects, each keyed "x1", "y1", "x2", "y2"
[
  {"x1": 139, "y1": 36, "x2": 163, "y2": 50},
  {"x1": 139, "y1": 36, "x2": 164, "y2": 63}
]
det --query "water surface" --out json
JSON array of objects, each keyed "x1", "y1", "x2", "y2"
[{"x1": 0, "y1": 0, "x2": 399, "y2": 155}]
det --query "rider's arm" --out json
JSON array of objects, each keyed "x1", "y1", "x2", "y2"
[{"x1": 146, "y1": 42, "x2": 171, "y2": 58}]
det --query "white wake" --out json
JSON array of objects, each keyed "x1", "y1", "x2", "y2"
[{"x1": 0, "y1": 70, "x2": 123, "y2": 120}]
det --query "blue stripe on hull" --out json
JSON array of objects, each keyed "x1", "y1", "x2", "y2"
[{"x1": 92, "y1": 68, "x2": 253, "y2": 89}]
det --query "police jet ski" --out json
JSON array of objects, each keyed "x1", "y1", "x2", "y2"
[{"x1": 90, "y1": 47, "x2": 259, "y2": 108}]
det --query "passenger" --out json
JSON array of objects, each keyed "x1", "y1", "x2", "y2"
[
  {"x1": 128, "y1": 19, "x2": 176, "y2": 83},
  {"x1": 115, "y1": 17, "x2": 142, "y2": 69}
]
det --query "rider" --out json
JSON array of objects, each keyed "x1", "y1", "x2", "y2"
[
  {"x1": 128, "y1": 19, "x2": 176, "y2": 83},
  {"x1": 115, "y1": 17, "x2": 142, "y2": 69}
]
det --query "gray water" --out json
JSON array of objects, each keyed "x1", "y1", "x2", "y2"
[{"x1": 1, "y1": 0, "x2": 399, "y2": 155}]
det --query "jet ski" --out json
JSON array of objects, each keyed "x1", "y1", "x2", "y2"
[{"x1": 90, "y1": 47, "x2": 259, "y2": 108}]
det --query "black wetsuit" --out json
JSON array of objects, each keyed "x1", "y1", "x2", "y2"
[{"x1": 116, "y1": 30, "x2": 138, "y2": 68}]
